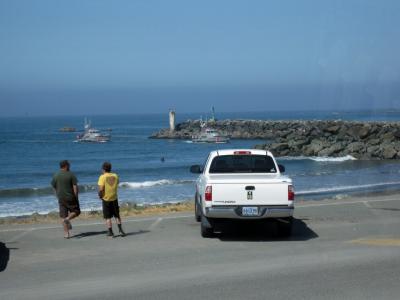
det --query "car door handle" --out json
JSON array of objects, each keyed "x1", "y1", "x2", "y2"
[{"x1": 245, "y1": 186, "x2": 255, "y2": 191}]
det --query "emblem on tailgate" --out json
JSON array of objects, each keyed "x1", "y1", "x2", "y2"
[{"x1": 247, "y1": 191, "x2": 253, "y2": 200}]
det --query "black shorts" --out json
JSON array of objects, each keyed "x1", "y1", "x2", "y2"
[
  {"x1": 102, "y1": 199, "x2": 120, "y2": 219},
  {"x1": 58, "y1": 198, "x2": 81, "y2": 219}
]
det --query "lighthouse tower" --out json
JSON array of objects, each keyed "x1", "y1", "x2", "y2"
[{"x1": 169, "y1": 110, "x2": 176, "y2": 132}]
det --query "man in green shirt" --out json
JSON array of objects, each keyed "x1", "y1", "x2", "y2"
[{"x1": 51, "y1": 160, "x2": 80, "y2": 239}]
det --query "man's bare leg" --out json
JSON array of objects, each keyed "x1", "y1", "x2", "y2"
[
  {"x1": 65, "y1": 212, "x2": 77, "y2": 221},
  {"x1": 116, "y1": 217, "x2": 125, "y2": 236},
  {"x1": 106, "y1": 219, "x2": 114, "y2": 237},
  {"x1": 63, "y1": 212, "x2": 77, "y2": 232},
  {"x1": 61, "y1": 219, "x2": 70, "y2": 238}
]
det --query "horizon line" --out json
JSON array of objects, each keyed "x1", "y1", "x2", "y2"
[{"x1": 1, "y1": 108, "x2": 400, "y2": 119}]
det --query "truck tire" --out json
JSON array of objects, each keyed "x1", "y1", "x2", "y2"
[
  {"x1": 201, "y1": 214, "x2": 214, "y2": 238},
  {"x1": 194, "y1": 199, "x2": 201, "y2": 222},
  {"x1": 277, "y1": 217, "x2": 293, "y2": 237}
]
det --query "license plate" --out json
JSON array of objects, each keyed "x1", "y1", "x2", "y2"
[{"x1": 242, "y1": 207, "x2": 259, "y2": 216}]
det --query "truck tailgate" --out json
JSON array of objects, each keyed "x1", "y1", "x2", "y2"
[{"x1": 209, "y1": 174, "x2": 291, "y2": 206}]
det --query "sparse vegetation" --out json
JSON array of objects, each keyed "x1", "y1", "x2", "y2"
[{"x1": 0, "y1": 201, "x2": 195, "y2": 225}]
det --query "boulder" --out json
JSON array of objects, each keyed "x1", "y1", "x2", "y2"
[
  {"x1": 367, "y1": 145, "x2": 380, "y2": 157},
  {"x1": 269, "y1": 143, "x2": 289, "y2": 152},
  {"x1": 382, "y1": 146, "x2": 397, "y2": 159},
  {"x1": 318, "y1": 143, "x2": 345, "y2": 157},
  {"x1": 382, "y1": 132, "x2": 395, "y2": 142},
  {"x1": 288, "y1": 138, "x2": 310, "y2": 149},
  {"x1": 368, "y1": 139, "x2": 381, "y2": 146},
  {"x1": 254, "y1": 144, "x2": 266, "y2": 150},
  {"x1": 324, "y1": 125, "x2": 341, "y2": 134},
  {"x1": 346, "y1": 142, "x2": 366, "y2": 153},
  {"x1": 311, "y1": 139, "x2": 330, "y2": 152},
  {"x1": 345, "y1": 125, "x2": 371, "y2": 140},
  {"x1": 394, "y1": 130, "x2": 400, "y2": 139},
  {"x1": 358, "y1": 126, "x2": 371, "y2": 139}
]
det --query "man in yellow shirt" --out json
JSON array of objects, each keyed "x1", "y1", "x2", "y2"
[{"x1": 98, "y1": 162, "x2": 125, "y2": 237}]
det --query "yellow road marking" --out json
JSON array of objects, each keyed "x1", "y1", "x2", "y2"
[{"x1": 351, "y1": 238, "x2": 400, "y2": 246}]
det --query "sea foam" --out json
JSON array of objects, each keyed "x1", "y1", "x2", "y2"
[
  {"x1": 279, "y1": 155, "x2": 356, "y2": 162},
  {"x1": 119, "y1": 179, "x2": 193, "y2": 189},
  {"x1": 296, "y1": 181, "x2": 400, "y2": 196}
]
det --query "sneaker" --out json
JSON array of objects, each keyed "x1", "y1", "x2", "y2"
[{"x1": 64, "y1": 219, "x2": 72, "y2": 230}]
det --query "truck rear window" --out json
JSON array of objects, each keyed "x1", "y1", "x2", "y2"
[{"x1": 209, "y1": 155, "x2": 277, "y2": 173}]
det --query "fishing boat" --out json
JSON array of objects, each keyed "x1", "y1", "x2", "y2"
[
  {"x1": 75, "y1": 119, "x2": 111, "y2": 143},
  {"x1": 191, "y1": 120, "x2": 230, "y2": 143}
]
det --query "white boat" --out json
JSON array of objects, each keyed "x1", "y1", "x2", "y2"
[
  {"x1": 192, "y1": 121, "x2": 230, "y2": 144},
  {"x1": 75, "y1": 119, "x2": 111, "y2": 143}
]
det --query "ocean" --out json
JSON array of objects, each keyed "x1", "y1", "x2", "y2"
[{"x1": 1, "y1": 110, "x2": 400, "y2": 217}]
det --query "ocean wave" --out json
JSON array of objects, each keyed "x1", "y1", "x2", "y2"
[
  {"x1": 0, "y1": 179, "x2": 195, "y2": 199},
  {"x1": 309, "y1": 155, "x2": 357, "y2": 162},
  {"x1": 297, "y1": 181, "x2": 400, "y2": 196},
  {"x1": 279, "y1": 155, "x2": 356, "y2": 162},
  {"x1": 119, "y1": 179, "x2": 194, "y2": 189},
  {"x1": 0, "y1": 205, "x2": 103, "y2": 218},
  {"x1": 0, "y1": 184, "x2": 97, "y2": 198},
  {"x1": 0, "y1": 187, "x2": 54, "y2": 198}
]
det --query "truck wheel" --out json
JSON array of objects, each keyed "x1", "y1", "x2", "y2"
[
  {"x1": 277, "y1": 217, "x2": 293, "y2": 237},
  {"x1": 195, "y1": 200, "x2": 201, "y2": 222},
  {"x1": 201, "y1": 214, "x2": 214, "y2": 238}
]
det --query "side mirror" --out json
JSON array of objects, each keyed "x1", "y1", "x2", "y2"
[
  {"x1": 190, "y1": 165, "x2": 203, "y2": 174},
  {"x1": 278, "y1": 164, "x2": 285, "y2": 173}
]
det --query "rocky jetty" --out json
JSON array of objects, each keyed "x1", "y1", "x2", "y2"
[{"x1": 150, "y1": 120, "x2": 400, "y2": 159}]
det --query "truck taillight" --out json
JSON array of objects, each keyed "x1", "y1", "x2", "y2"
[
  {"x1": 205, "y1": 186, "x2": 212, "y2": 201},
  {"x1": 234, "y1": 151, "x2": 251, "y2": 155},
  {"x1": 288, "y1": 185, "x2": 295, "y2": 201}
]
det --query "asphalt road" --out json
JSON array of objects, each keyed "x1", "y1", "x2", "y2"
[{"x1": 1, "y1": 195, "x2": 400, "y2": 300}]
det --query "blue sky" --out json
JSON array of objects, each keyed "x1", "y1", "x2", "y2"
[{"x1": 1, "y1": 0, "x2": 400, "y2": 116}]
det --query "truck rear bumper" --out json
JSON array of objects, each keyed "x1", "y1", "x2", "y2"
[{"x1": 205, "y1": 206, "x2": 294, "y2": 219}]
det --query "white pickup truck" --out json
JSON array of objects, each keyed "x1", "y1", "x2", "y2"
[{"x1": 190, "y1": 149, "x2": 294, "y2": 237}]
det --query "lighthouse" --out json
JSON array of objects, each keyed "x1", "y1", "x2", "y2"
[{"x1": 169, "y1": 110, "x2": 176, "y2": 132}]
